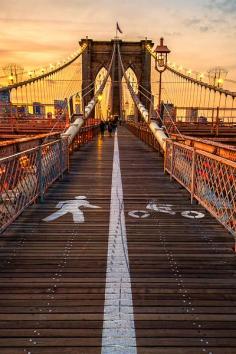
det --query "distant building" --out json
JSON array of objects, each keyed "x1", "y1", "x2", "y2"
[
  {"x1": 54, "y1": 99, "x2": 67, "y2": 117},
  {"x1": 0, "y1": 90, "x2": 11, "y2": 116},
  {"x1": 186, "y1": 108, "x2": 198, "y2": 122},
  {"x1": 17, "y1": 105, "x2": 28, "y2": 118},
  {"x1": 162, "y1": 103, "x2": 176, "y2": 124},
  {"x1": 33, "y1": 102, "x2": 45, "y2": 116}
]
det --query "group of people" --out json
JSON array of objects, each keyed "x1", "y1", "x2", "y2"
[{"x1": 99, "y1": 117, "x2": 120, "y2": 137}]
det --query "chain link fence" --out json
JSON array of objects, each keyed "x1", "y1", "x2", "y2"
[
  {"x1": 0, "y1": 138, "x2": 69, "y2": 233},
  {"x1": 165, "y1": 140, "x2": 236, "y2": 238}
]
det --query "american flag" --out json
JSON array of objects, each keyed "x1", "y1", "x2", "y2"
[{"x1": 116, "y1": 22, "x2": 123, "y2": 34}]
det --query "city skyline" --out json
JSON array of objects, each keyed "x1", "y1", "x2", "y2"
[{"x1": 0, "y1": 0, "x2": 236, "y2": 85}]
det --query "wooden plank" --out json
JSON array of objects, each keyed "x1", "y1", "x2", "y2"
[
  {"x1": 119, "y1": 127, "x2": 236, "y2": 353},
  {"x1": 0, "y1": 134, "x2": 114, "y2": 353},
  {"x1": 0, "y1": 127, "x2": 236, "y2": 353}
]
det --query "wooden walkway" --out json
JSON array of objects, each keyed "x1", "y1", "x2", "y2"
[{"x1": 0, "y1": 127, "x2": 236, "y2": 354}]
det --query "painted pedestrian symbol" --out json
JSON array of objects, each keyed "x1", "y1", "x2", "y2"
[{"x1": 43, "y1": 196, "x2": 100, "y2": 223}]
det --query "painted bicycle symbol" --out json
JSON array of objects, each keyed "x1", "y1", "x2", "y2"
[{"x1": 128, "y1": 202, "x2": 205, "y2": 220}]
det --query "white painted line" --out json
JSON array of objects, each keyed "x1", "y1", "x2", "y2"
[{"x1": 102, "y1": 131, "x2": 137, "y2": 354}]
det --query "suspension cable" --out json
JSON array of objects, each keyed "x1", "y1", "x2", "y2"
[
  {"x1": 1, "y1": 44, "x2": 87, "y2": 92},
  {"x1": 61, "y1": 43, "x2": 116, "y2": 145},
  {"x1": 138, "y1": 83, "x2": 184, "y2": 138}
]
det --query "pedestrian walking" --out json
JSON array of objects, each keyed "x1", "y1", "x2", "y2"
[
  {"x1": 99, "y1": 120, "x2": 106, "y2": 137},
  {"x1": 112, "y1": 120, "x2": 117, "y2": 133},
  {"x1": 107, "y1": 120, "x2": 113, "y2": 137}
]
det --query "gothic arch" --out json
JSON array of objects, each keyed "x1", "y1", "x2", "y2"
[
  {"x1": 95, "y1": 67, "x2": 111, "y2": 120},
  {"x1": 80, "y1": 38, "x2": 154, "y2": 116},
  {"x1": 122, "y1": 67, "x2": 138, "y2": 119}
]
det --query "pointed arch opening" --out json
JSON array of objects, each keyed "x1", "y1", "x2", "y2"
[
  {"x1": 122, "y1": 67, "x2": 138, "y2": 120},
  {"x1": 95, "y1": 67, "x2": 111, "y2": 120}
]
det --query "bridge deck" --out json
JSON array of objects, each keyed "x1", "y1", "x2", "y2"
[{"x1": 0, "y1": 127, "x2": 236, "y2": 354}]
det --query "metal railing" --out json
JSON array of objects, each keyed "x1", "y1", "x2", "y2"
[
  {"x1": 0, "y1": 121, "x2": 100, "y2": 233},
  {"x1": 174, "y1": 107, "x2": 236, "y2": 126},
  {"x1": 69, "y1": 120, "x2": 100, "y2": 152},
  {"x1": 0, "y1": 117, "x2": 67, "y2": 133},
  {"x1": 0, "y1": 132, "x2": 61, "y2": 159},
  {"x1": 170, "y1": 134, "x2": 236, "y2": 162},
  {"x1": 165, "y1": 140, "x2": 236, "y2": 238},
  {"x1": 0, "y1": 138, "x2": 69, "y2": 233},
  {"x1": 126, "y1": 121, "x2": 162, "y2": 152}
]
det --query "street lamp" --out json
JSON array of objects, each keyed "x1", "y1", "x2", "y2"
[
  {"x1": 97, "y1": 94, "x2": 103, "y2": 102},
  {"x1": 8, "y1": 74, "x2": 14, "y2": 85},
  {"x1": 75, "y1": 93, "x2": 81, "y2": 114},
  {"x1": 154, "y1": 37, "x2": 171, "y2": 110}
]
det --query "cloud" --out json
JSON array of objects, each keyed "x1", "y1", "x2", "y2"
[
  {"x1": 184, "y1": 18, "x2": 201, "y2": 26},
  {"x1": 199, "y1": 26, "x2": 209, "y2": 32},
  {"x1": 207, "y1": 0, "x2": 236, "y2": 13},
  {"x1": 0, "y1": 37, "x2": 69, "y2": 53},
  {"x1": 183, "y1": 17, "x2": 212, "y2": 33},
  {"x1": 0, "y1": 17, "x2": 77, "y2": 24},
  {"x1": 0, "y1": 0, "x2": 235, "y2": 82},
  {"x1": 226, "y1": 64, "x2": 236, "y2": 71},
  {"x1": 202, "y1": 1, "x2": 236, "y2": 34},
  {"x1": 163, "y1": 31, "x2": 182, "y2": 37}
]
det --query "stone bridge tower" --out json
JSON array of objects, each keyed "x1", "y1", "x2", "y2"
[{"x1": 79, "y1": 38, "x2": 154, "y2": 117}]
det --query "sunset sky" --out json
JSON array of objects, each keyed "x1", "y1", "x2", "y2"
[{"x1": 0, "y1": 0, "x2": 236, "y2": 81}]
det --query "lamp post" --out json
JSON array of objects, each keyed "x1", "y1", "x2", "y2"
[
  {"x1": 8, "y1": 73, "x2": 14, "y2": 85},
  {"x1": 154, "y1": 38, "x2": 171, "y2": 111},
  {"x1": 75, "y1": 93, "x2": 81, "y2": 114}
]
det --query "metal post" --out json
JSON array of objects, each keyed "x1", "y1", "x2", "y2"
[
  {"x1": 66, "y1": 138, "x2": 70, "y2": 173},
  {"x1": 211, "y1": 108, "x2": 214, "y2": 134},
  {"x1": 216, "y1": 106, "x2": 220, "y2": 136},
  {"x1": 59, "y1": 139, "x2": 63, "y2": 180},
  {"x1": 191, "y1": 148, "x2": 196, "y2": 204},
  {"x1": 170, "y1": 141, "x2": 174, "y2": 181},
  {"x1": 158, "y1": 71, "x2": 162, "y2": 111},
  {"x1": 38, "y1": 145, "x2": 44, "y2": 202},
  {"x1": 164, "y1": 140, "x2": 168, "y2": 173}
]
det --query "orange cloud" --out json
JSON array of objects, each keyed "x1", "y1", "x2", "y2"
[{"x1": 0, "y1": 0, "x2": 235, "y2": 88}]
